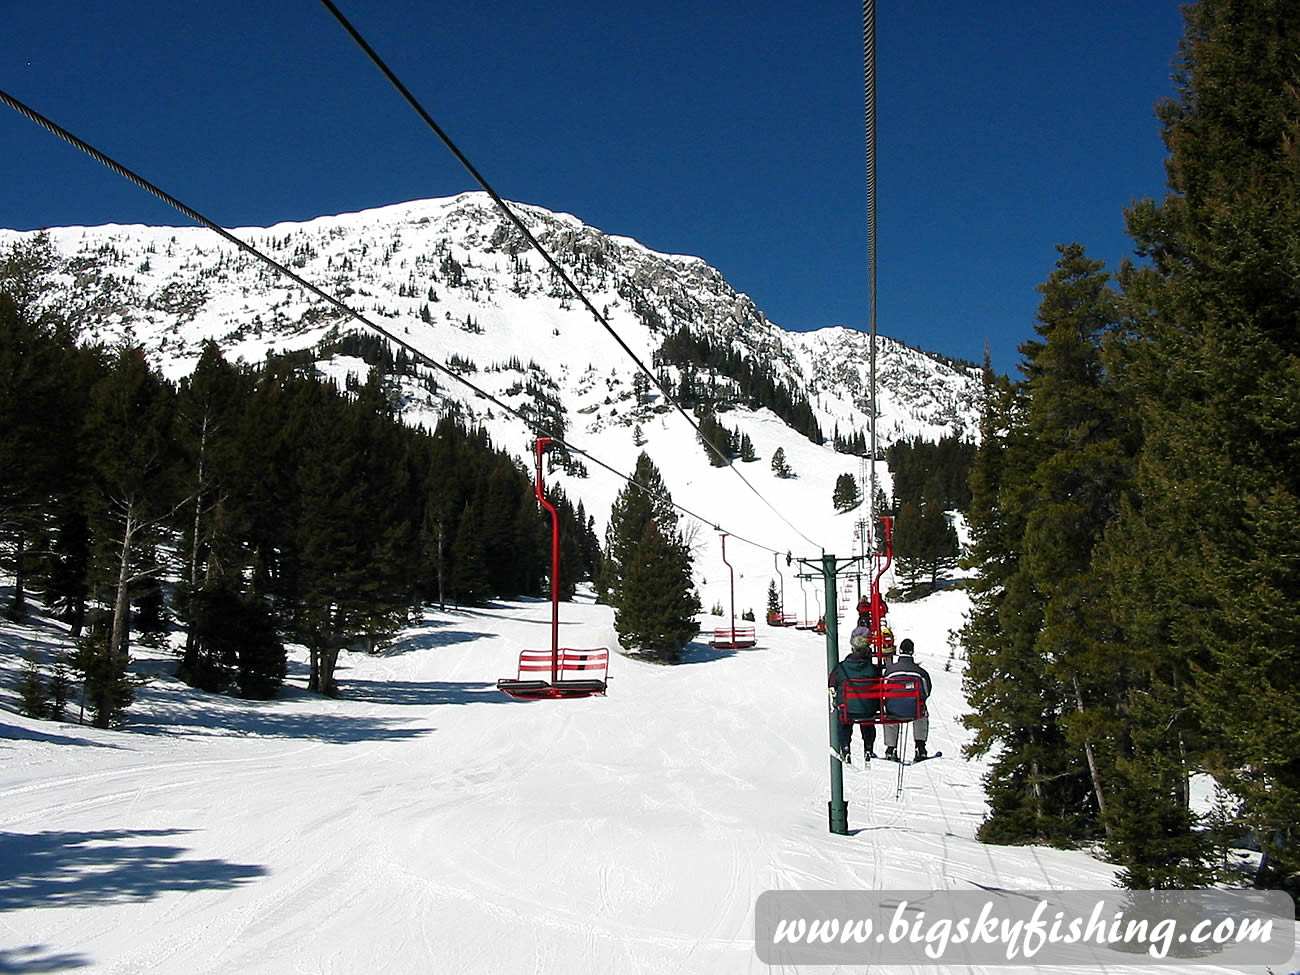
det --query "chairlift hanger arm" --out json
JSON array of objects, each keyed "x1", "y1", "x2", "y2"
[{"x1": 794, "y1": 555, "x2": 866, "y2": 578}]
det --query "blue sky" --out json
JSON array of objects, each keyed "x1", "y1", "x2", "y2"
[{"x1": 3, "y1": 1, "x2": 1186, "y2": 375}]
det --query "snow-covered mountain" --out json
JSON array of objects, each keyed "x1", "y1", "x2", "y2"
[
  {"x1": 2, "y1": 193, "x2": 982, "y2": 618},
  {"x1": 2, "y1": 191, "x2": 980, "y2": 445}
]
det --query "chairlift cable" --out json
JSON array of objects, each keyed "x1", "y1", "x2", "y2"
[
  {"x1": 317, "y1": 0, "x2": 826, "y2": 554},
  {"x1": 0, "y1": 87, "x2": 782, "y2": 559},
  {"x1": 864, "y1": 0, "x2": 879, "y2": 552}
]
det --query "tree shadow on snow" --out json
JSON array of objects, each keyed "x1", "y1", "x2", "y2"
[
  {"x1": 341, "y1": 678, "x2": 512, "y2": 707},
  {"x1": 0, "y1": 944, "x2": 91, "y2": 972},
  {"x1": 376, "y1": 628, "x2": 495, "y2": 656},
  {"x1": 125, "y1": 706, "x2": 433, "y2": 744},
  {"x1": 446, "y1": 601, "x2": 587, "y2": 627},
  {"x1": 0, "y1": 721, "x2": 122, "y2": 749},
  {"x1": 0, "y1": 827, "x2": 266, "y2": 913},
  {"x1": 673, "y1": 639, "x2": 740, "y2": 665}
]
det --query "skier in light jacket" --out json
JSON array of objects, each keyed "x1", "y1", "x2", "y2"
[{"x1": 882, "y1": 638, "x2": 932, "y2": 760}]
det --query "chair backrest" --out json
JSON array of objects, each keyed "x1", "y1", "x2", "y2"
[
  {"x1": 711, "y1": 625, "x2": 757, "y2": 650},
  {"x1": 839, "y1": 676, "x2": 882, "y2": 720},
  {"x1": 712, "y1": 625, "x2": 756, "y2": 641},
  {"x1": 838, "y1": 676, "x2": 923, "y2": 723},
  {"x1": 882, "y1": 676, "x2": 922, "y2": 719},
  {"x1": 515, "y1": 648, "x2": 609, "y2": 684}
]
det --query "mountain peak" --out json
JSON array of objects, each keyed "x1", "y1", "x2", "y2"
[{"x1": 2, "y1": 194, "x2": 980, "y2": 455}]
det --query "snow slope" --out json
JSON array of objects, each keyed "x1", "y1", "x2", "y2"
[{"x1": 3, "y1": 589, "x2": 1295, "y2": 975}]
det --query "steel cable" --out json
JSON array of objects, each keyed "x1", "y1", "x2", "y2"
[
  {"x1": 318, "y1": 0, "x2": 826, "y2": 554},
  {"x1": 0, "y1": 86, "x2": 782, "y2": 558}
]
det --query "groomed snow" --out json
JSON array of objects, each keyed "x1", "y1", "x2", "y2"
[{"x1": 3, "y1": 588, "x2": 1295, "y2": 974}]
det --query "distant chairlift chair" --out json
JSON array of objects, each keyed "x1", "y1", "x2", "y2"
[
  {"x1": 710, "y1": 532, "x2": 757, "y2": 650},
  {"x1": 497, "y1": 438, "x2": 609, "y2": 700},
  {"x1": 767, "y1": 552, "x2": 798, "y2": 626}
]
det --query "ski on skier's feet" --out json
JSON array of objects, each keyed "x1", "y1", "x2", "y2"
[
  {"x1": 828, "y1": 746, "x2": 876, "y2": 770},
  {"x1": 881, "y1": 750, "x2": 942, "y2": 764}
]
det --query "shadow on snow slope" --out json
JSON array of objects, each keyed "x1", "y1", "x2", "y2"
[
  {"x1": 0, "y1": 720, "x2": 122, "y2": 749},
  {"x1": 0, "y1": 827, "x2": 266, "y2": 912},
  {"x1": 342, "y1": 678, "x2": 512, "y2": 707},
  {"x1": 123, "y1": 704, "x2": 436, "y2": 744},
  {"x1": 0, "y1": 943, "x2": 90, "y2": 972}
]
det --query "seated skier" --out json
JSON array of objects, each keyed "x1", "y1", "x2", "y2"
[
  {"x1": 875, "y1": 622, "x2": 896, "y2": 665},
  {"x1": 829, "y1": 642, "x2": 882, "y2": 763},
  {"x1": 859, "y1": 590, "x2": 888, "y2": 623},
  {"x1": 882, "y1": 638, "x2": 933, "y2": 760},
  {"x1": 849, "y1": 613, "x2": 873, "y2": 650}
]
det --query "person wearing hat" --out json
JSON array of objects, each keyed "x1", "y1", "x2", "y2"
[
  {"x1": 849, "y1": 612, "x2": 873, "y2": 650},
  {"x1": 828, "y1": 642, "x2": 882, "y2": 763},
  {"x1": 882, "y1": 638, "x2": 932, "y2": 760}
]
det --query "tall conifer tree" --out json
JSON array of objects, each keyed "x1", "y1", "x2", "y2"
[
  {"x1": 1108, "y1": 0, "x2": 1300, "y2": 893},
  {"x1": 605, "y1": 452, "x2": 698, "y2": 661},
  {"x1": 1019, "y1": 244, "x2": 1157, "y2": 864},
  {"x1": 961, "y1": 355, "x2": 1088, "y2": 844},
  {"x1": 81, "y1": 346, "x2": 180, "y2": 726}
]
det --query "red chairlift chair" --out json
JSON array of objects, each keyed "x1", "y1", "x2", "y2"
[
  {"x1": 497, "y1": 438, "x2": 609, "y2": 700},
  {"x1": 867, "y1": 515, "x2": 895, "y2": 667},
  {"x1": 767, "y1": 552, "x2": 798, "y2": 626},
  {"x1": 834, "y1": 676, "x2": 925, "y2": 729},
  {"x1": 710, "y1": 533, "x2": 757, "y2": 650},
  {"x1": 832, "y1": 517, "x2": 920, "y2": 739}
]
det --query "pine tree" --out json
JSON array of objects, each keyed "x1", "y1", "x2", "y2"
[
  {"x1": 892, "y1": 501, "x2": 925, "y2": 593},
  {"x1": 960, "y1": 356, "x2": 1089, "y2": 845},
  {"x1": 47, "y1": 652, "x2": 72, "y2": 720},
  {"x1": 770, "y1": 447, "x2": 793, "y2": 478},
  {"x1": 76, "y1": 629, "x2": 133, "y2": 729},
  {"x1": 614, "y1": 520, "x2": 699, "y2": 663},
  {"x1": 174, "y1": 341, "x2": 248, "y2": 686},
  {"x1": 0, "y1": 254, "x2": 76, "y2": 622},
  {"x1": 452, "y1": 499, "x2": 491, "y2": 605},
  {"x1": 696, "y1": 411, "x2": 729, "y2": 466},
  {"x1": 17, "y1": 653, "x2": 48, "y2": 719},
  {"x1": 894, "y1": 501, "x2": 958, "y2": 596},
  {"x1": 1108, "y1": 0, "x2": 1300, "y2": 893},
  {"x1": 289, "y1": 374, "x2": 417, "y2": 691},
  {"x1": 739, "y1": 432, "x2": 756, "y2": 462},
  {"x1": 765, "y1": 580, "x2": 781, "y2": 623},
  {"x1": 1016, "y1": 243, "x2": 1151, "y2": 863},
  {"x1": 189, "y1": 586, "x2": 286, "y2": 698},
  {"x1": 632, "y1": 371, "x2": 651, "y2": 407},
  {"x1": 39, "y1": 344, "x2": 104, "y2": 637},
  {"x1": 604, "y1": 452, "x2": 680, "y2": 608},
  {"x1": 832, "y1": 473, "x2": 861, "y2": 512},
  {"x1": 605, "y1": 452, "x2": 698, "y2": 661},
  {"x1": 82, "y1": 345, "x2": 181, "y2": 727}
]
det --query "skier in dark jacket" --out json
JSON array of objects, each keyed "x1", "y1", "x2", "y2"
[
  {"x1": 858, "y1": 591, "x2": 889, "y2": 624},
  {"x1": 829, "y1": 645, "x2": 882, "y2": 763},
  {"x1": 882, "y1": 638, "x2": 933, "y2": 760}
]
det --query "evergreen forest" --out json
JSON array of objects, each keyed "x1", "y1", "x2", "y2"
[
  {"x1": 961, "y1": 0, "x2": 1299, "y2": 904},
  {"x1": 653, "y1": 325, "x2": 823, "y2": 443},
  {"x1": 0, "y1": 239, "x2": 600, "y2": 724}
]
